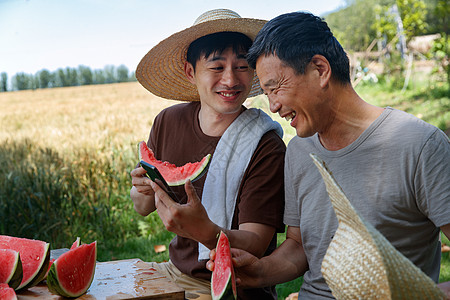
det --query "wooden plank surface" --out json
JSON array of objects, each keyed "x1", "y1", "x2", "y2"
[{"x1": 17, "y1": 259, "x2": 185, "y2": 299}]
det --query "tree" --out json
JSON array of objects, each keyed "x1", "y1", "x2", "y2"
[
  {"x1": 103, "y1": 65, "x2": 116, "y2": 84},
  {"x1": 65, "y1": 67, "x2": 79, "y2": 86},
  {"x1": 397, "y1": 0, "x2": 427, "y2": 42},
  {"x1": 0, "y1": 72, "x2": 7, "y2": 92},
  {"x1": 93, "y1": 69, "x2": 106, "y2": 84},
  {"x1": 78, "y1": 65, "x2": 93, "y2": 85},
  {"x1": 12, "y1": 73, "x2": 33, "y2": 90},
  {"x1": 56, "y1": 68, "x2": 68, "y2": 87},
  {"x1": 116, "y1": 65, "x2": 129, "y2": 82},
  {"x1": 38, "y1": 69, "x2": 51, "y2": 89},
  {"x1": 325, "y1": 0, "x2": 395, "y2": 51}
]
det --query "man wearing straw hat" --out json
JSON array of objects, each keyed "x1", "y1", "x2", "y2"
[
  {"x1": 130, "y1": 8, "x2": 285, "y2": 300},
  {"x1": 207, "y1": 11, "x2": 450, "y2": 299}
]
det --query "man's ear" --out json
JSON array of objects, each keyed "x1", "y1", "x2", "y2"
[
  {"x1": 311, "y1": 55, "x2": 331, "y2": 88},
  {"x1": 184, "y1": 61, "x2": 196, "y2": 84}
]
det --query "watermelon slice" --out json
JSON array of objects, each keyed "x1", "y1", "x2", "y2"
[
  {"x1": 0, "y1": 283, "x2": 17, "y2": 300},
  {"x1": 139, "y1": 141, "x2": 211, "y2": 186},
  {"x1": 0, "y1": 235, "x2": 50, "y2": 290},
  {"x1": 211, "y1": 231, "x2": 237, "y2": 300},
  {"x1": 0, "y1": 250, "x2": 23, "y2": 290},
  {"x1": 47, "y1": 241, "x2": 97, "y2": 298},
  {"x1": 70, "y1": 237, "x2": 81, "y2": 249},
  {"x1": 44, "y1": 237, "x2": 79, "y2": 282}
]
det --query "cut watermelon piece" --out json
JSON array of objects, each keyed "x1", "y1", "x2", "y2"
[
  {"x1": 0, "y1": 250, "x2": 23, "y2": 290},
  {"x1": 0, "y1": 283, "x2": 17, "y2": 300},
  {"x1": 44, "y1": 237, "x2": 79, "y2": 282},
  {"x1": 0, "y1": 235, "x2": 50, "y2": 290},
  {"x1": 139, "y1": 141, "x2": 211, "y2": 186},
  {"x1": 70, "y1": 237, "x2": 81, "y2": 250},
  {"x1": 47, "y1": 241, "x2": 97, "y2": 298},
  {"x1": 211, "y1": 231, "x2": 237, "y2": 300}
]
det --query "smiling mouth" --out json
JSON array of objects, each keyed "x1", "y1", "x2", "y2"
[
  {"x1": 284, "y1": 111, "x2": 296, "y2": 122},
  {"x1": 218, "y1": 91, "x2": 240, "y2": 98}
]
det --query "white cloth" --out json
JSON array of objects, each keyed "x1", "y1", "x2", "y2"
[{"x1": 198, "y1": 108, "x2": 283, "y2": 260}]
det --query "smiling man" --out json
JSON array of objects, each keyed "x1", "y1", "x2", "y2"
[
  {"x1": 129, "y1": 9, "x2": 286, "y2": 300},
  {"x1": 207, "y1": 11, "x2": 450, "y2": 299}
]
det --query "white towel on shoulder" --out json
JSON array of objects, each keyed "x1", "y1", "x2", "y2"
[{"x1": 198, "y1": 108, "x2": 283, "y2": 260}]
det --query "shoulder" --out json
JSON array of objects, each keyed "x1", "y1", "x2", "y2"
[
  {"x1": 258, "y1": 130, "x2": 286, "y2": 153},
  {"x1": 157, "y1": 102, "x2": 198, "y2": 119},
  {"x1": 384, "y1": 108, "x2": 442, "y2": 139}
]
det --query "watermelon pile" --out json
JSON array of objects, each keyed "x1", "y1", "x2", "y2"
[
  {"x1": 139, "y1": 141, "x2": 211, "y2": 186},
  {"x1": 211, "y1": 231, "x2": 237, "y2": 300},
  {"x1": 0, "y1": 235, "x2": 97, "y2": 298},
  {"x1": 0, "y1": 235, "x2": 50, "y2": 291}
]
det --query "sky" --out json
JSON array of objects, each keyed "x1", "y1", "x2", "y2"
[{"x1": 0, "y1": 0, "x2": 348, "y2": 78}]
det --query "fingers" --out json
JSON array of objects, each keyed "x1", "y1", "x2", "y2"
[
  {"x1": 184, "y1": 180, "x2": 200, "y2": 204},
  {"x1": 206, "y1": 260, "x2": 214, "y2": 272},
  {"x1": 130, "y1": 166, "x2": 147, "y2": 177},
  {"x1": 150, "y1": 181, "x2": 175, "y2": 209}
]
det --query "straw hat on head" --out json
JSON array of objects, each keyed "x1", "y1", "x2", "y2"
[
  {"x1": 310, "y1": 153, "x2": 445, "y2": 300},
  {"x1": 136, "y1": 9, "x2": 266, "y2": 101}
]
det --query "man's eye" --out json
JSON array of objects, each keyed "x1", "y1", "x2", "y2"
[
  {"x1": 210, "y1": 67, "x2": 223, "y2": 71},
  {"x1": 237, "y1": 66, "x2": 249, "y2": 70}
]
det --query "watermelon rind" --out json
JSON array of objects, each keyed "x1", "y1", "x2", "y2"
[
  {"x1": 211, "y1": 231, "x2": 237, "y2": 300},
  {"x1": 70, "y1": 237, "x2": 81, "y2": 249},
  {"x1": 0, "y1": 250, "x2": 23, "y2": 290},
  {"x1": 47, "y1": 241, "x2": 97, "y2": 298},
  {"x1": 138, "y1": 141, "x2": 211, "y2": 186}
]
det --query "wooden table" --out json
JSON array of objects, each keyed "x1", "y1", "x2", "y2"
[{"x1": 17, "y1": 252, "x2": 185, "y2": 299}]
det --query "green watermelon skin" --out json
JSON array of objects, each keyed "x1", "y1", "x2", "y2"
[
  {"x1": 0, "y1": 235, "x2": 50, "y2": 290},
  {"x1": 211, "y1": 231, "x2": 237, "y2": 300},
  {"x1": 0, "y1": 250, "x2": 23, "y2": 290},
  {"x1": 47, "y1": 241, "x2": 97, "y2": 298}
]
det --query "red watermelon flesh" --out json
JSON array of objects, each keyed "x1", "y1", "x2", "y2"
[
  {"x1": 139, "y1": 141, "x2": 211, "y2": 186},
  {"x1": 47, "y1": 241, "x2": 97, "y2": 298},
  {"x1": 211, "y1": 231, "x2": 237, "y2": 300},
  {"x1": 0, "y1": 283, "x2": 17, "y2": 300},
  {"x1": 0, "y1": 249, "x2": 23, "y2": 290},
  {"x1": 44, "y1": 237, "x2": 79, "y2": 281},
  {"x1": 70, "y1": 237, "x2": 81, "y2": 249},
  {"x1": 0, "y1": 235, "x2": 50, "y2": 290}
]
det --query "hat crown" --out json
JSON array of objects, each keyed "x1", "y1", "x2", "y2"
[{"x1": 193, "y1": 9, "x2": 241, "y2": 25}]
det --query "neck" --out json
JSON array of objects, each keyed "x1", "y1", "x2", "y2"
[
  {"x1": 198, "y1": 105, "x2": 243, "y2": 137},
  {"x1": 318, "y1": 85, "x2": 384, "y2": 151}
]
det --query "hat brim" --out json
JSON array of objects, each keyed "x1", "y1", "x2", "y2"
[{"x1": 136, "y1": 18, "x2": 267, "y2": 101}]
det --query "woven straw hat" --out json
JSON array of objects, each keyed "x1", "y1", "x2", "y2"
[
  {"x1": 136, "y1": 9, "x2": 266, "y2": 101},
  {"x1": 310, "y1": 153, "x2": 445, "y2": 300}
]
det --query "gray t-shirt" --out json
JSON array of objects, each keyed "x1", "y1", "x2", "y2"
[{"x1": 284, "y1": 107, "x2": 450, "y2": 299}]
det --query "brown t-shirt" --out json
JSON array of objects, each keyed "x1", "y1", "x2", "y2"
[{"x1": 148, "y1": 102, "x2": 285, "y2": 299}]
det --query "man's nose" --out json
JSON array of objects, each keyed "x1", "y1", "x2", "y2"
[
  {"x1": 221, "y1": 68, "x2": 239, "y2": 87},
  {"x1": 269, "y1": 97, "x2": 281, "y2": 113}
]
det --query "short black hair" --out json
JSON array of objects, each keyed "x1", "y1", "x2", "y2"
[
  {"x1": 247, "y1": 12, "x2": 350, "y2": 84},
  {"x1": 187, "y1": 31, "x2": 252, "y2": 71}
]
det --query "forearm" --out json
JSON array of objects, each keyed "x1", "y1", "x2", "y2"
[
  {"x1": 198, "y1": 222, "x2": 275, "y2": 259},
  {"x1": 257, "y1": 236, "x2": 308, "y2": 286},
  {"x1": 225, "y1": 224, "x2": 275, "y2": 258},
  {"x1": 130, "y1": 186, "x2": 156, "y2": 216}
]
